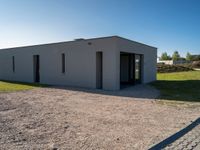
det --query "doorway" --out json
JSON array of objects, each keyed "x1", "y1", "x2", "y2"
[
  {"x1": 120, "y1": 52, "x2": 142, "y2": 88},
  {"x1": 96, "y1": 52, "x2": 103, "y2": 89},
  {"x1": 33, "y1": 55, "x2": 40, "y2": 83}
]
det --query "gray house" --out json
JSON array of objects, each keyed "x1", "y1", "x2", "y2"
[{"x1": 0, "y1": 36, "x2": 157, "y2": 90}]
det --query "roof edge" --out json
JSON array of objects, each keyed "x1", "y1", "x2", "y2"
[
  {"x1": 0, "y1": 35, "x2": 157, "y2": 51},
  {"x1": 114, "y1": 36, "x2": 157, "y2": 49},
  {"x1": 0, "y1": 36, "x2": 118, "y2": 51}
]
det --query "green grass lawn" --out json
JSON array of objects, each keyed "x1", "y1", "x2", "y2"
[
  {"x1": 151, "y1": 71, "x2": 200, "y2": 102},
  {"x1": 0, "y1": 81, "x2": 45, "y2": 92}
]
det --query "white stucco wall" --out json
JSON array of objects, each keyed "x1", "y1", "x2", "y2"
[
  {"x1": 0, "y1": 37, "x2": 119, "y2": 90},
  {"x1": 0, "y1": 55, "x2": 2, "y2": 79},
  {"x1": 0, "y1": 36, "x2": 157, "y2": 90},
  {"x1": 116, "y1": 37, "x2": 157, "y2": 84}
]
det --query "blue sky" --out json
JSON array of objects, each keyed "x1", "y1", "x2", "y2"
[{"x1": 0, "y1": 0, "x2": 199, "y2": 57}]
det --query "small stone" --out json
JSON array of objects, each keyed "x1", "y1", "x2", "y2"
[
  {"x1": 191, "y1": 141, "x2": 197, "y2": 147},
  {"x1": 64, "y1": 125, "x2": 70, "y2": 129},
  {"x1": 178, "y1": 144, "x2": 184, "y2": 148},
  {"x1": 50, "y1": 143, "x2": 58, "y2": 150},
  {"x1": 22, "y1": 138, "x2": 26, "y2": 141},
  {"x1": 186, "y1": 145, "x2": 193, "y2": 149}
]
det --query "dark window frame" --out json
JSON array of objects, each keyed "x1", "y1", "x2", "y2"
[
  {"x1": 61, "y1": 53, "x2": 65, "y2": 73},
  {"x1": 12, "y1": 56, "x2": 15, "y2": 73}
]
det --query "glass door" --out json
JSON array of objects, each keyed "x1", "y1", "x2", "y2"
[{"x1": 135, "y1": 54, "x2": 142, "y2": 83}]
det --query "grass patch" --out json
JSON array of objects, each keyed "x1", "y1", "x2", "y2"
[
  {"x1": 0, "y1": 80, "x2": 46, "y2": 92},
  {"x1": 151, "y1": 71, "x2": 200, "y2": 102},
  {"x1": 156, "y1": 100, "x2": 200, "y2": 108}
]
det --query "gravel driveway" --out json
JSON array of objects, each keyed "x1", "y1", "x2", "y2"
[{"x1": 0, "y1": 85, "x2": 200, "y2": 150}]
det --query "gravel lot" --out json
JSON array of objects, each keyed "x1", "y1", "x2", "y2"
[{"x1": 0, "y1": 85, "x2": 200, "y2": 150}]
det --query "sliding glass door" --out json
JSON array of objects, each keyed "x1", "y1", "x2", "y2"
[
  {"x1": 120, "y1": 52, "x2": 143, "y2": 88},
  {"x1": 135, "y1": 54, "x2": 142, "y2": 83}
]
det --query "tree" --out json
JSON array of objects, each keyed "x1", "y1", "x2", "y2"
[
  {"x1": 160, "y1": 52, "x2": 171, "y2": 60},
  {"x1": 186, "y1": 52, "x2": 192, "y2": 61},
  {"x1": 172, "y1": 51, "x2": 180, "y2": 61}
]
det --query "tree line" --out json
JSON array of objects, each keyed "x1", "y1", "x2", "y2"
[{"x1": 160, "y1": 51, "x2": 200, "y2": 61}]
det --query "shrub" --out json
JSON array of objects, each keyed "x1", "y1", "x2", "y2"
[
  {"x1": 191, "y1": 61, "x2": 200, "y2": 68},
  {"x1": 157, "y1": 64, "x2": 193, "y2": 73}
]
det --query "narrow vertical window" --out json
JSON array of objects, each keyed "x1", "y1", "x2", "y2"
[
  {"x1": 12, "y1": 56, "x2": 15, "y2": 73},
  {"x1": 62, "y1": 53, "x2": 65, "y2": 73}
]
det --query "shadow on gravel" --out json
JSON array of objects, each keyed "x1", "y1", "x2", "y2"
[
  {"x1": 48, "y1": 84, "x2": 160, "y2": 100},
  {"x1": 149, "y1": 117, "x2": 200, "y2": 150},
  {"x1": 0, "y1": 80, "x2": 159, "y2": 100}
]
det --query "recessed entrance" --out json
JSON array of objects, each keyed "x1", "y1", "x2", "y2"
[
  {"x1": 120, "y1": 52, "x2": 142, "y2": 89},
  {"x1": 33, "y1": 55, "x2": 40, "y2": 83}
]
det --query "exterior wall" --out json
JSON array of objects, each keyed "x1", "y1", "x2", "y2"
[
  {"x1": 116, "y1": 37, "x2": 157, "y2": 84},
  {"x1": 173, "y1": 60, "x2": 187, "y2": 65},
  {"x1": 0, "y1": 55, "x2": 2, "y2": 79},
  {"x1": 157, "y1": 60, "x2": 188, "y2": 65},
  {"x1": 158, "y1": 60, "x2": 173, "y2": 65},
  {"x1": 0, "y1": 36, "x2": 157, "y2": 91},
  {"x1": 0, "y1": 37, "x2": 119, "y2": 90}
]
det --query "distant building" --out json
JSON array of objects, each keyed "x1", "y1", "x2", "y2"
[
  {"x1": 0, "y1": 36, "x2": 157, "y2": 90},
  {"x1": 157, "y1": 59, "x2": 187, "y2": 65}
]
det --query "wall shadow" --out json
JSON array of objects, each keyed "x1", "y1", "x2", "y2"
[
  {"x1": 1, "y1": 79, "x2": 200, "y2": 102},
  {"x1": 48, "y1": 84, "x2": 160, "y2": 100},
  {"x1": 0, "y1": 80, "x2": 159, "y2": 99},
  {"x1": 151, "y1": 80, "x2": 200, "y2": 102},
  {"x1": 149, "y1": 117, "x2": 200, "y2": 150}
]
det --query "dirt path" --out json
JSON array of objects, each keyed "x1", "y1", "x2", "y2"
[{"x1": 0, "y1": 86, "x2": 200, "y2": 150}]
